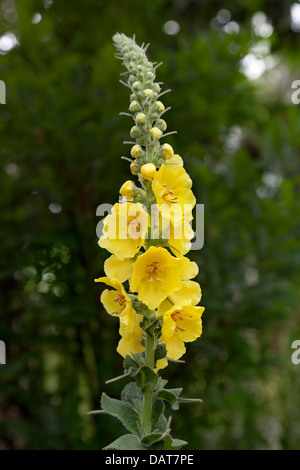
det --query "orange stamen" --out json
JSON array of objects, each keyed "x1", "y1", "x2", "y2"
[{"x1": 146, "y1": 261, "x2": 163, "y2": 282}]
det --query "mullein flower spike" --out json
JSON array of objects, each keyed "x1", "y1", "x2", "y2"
[{"x1": 94, "y1": 33, "x2": 204, "y2": 451}]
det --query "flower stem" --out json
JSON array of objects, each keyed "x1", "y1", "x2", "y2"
[{"x1": 142, "y1": 326, "x2": 155, "y2": 435}]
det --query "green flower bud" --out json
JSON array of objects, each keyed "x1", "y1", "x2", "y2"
[
  {"x1": 155, "y1": 101, "x2": 165, "y2": 113},
  {"x1": 132, "y1": 81, "x2": 142, "y2": 92},
  {"x1": 143, "y1": 88, "x2": 154, "y2": 99},
  {"x1": 129, "y1": 75, "x2": 136, "y2": 85},
  {"x1": 155, "y1": 118, "x2": 167, "y2": 131},
  {"x1": 130, "y1": 160, "x2": 140, "y2": 175},
  {"x1": 129, "y1": 101, "x2": 142, "y2": 112},
  {"x1": 130, "y1": 125, "x2": 142, "y2": 138},
  {"x1": 146, "y1": 71, "x2": 154, "y2": 80},
  {"x1": 153, "y1": 83, "x2": 161, "y2": 93}
]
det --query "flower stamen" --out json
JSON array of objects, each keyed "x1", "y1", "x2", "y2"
[
  {"x1": 113, "y1": 293, "x2": 126, "y2": 314},
  {"x1": 147, "y1": 261, "x2": 163, "y2": 282},
  {"x1": 171, "y1": 311, "x2": 186, "y2": 332},
  {"x1": 162, "y1": 184, "x2": 178, "y2": 204}
]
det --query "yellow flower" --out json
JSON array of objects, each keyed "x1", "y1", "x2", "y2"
[
  {"x1": 156, "y1": 212, "x2": 194, "y2": 256},
  {"x1": 117, "y1": 311, "x2": 168, "y2": 371},
  {"x1": 157, "y1": 280, "x2": 202, "y2": 314},
  {"x1": 130, "y1": 246, "x2": 196, "y2": 310},
  {"x1": 104, "y1": 255, "x2": 133, "y2": 283},
  {"x1": 141, "y1": 163, "x2": 156, "y2": 180},
  {"x1": 117, "y1": 312, "x2": 144, "y2": 357},
  {"x1": 95, "y1": 277, "x2": 136, "y2": 330},
  {"x1": 152, "y1": 164, "x2": 196, "y2": 225},
  {"x1": 166, "y1": 153, "x2": 183, "y2": 167},
  {"x1": 99, "y1": 203, "x2": 149, "y2": 260},
  {"x1": 161, "y1": 300, "x2": 204, "y2": 360}
]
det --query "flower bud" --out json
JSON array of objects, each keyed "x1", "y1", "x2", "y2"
[
  {"x1": 130, "y1": 160, "x2": 140, "y2": 175},
  {"x1": 128, "y1": 75, "x2": 136, "y2": 85},
  {"x1": 136, "y1": 112, "x2": 146, "y2": 125},
  {"x1": 146, "y1": 71, "x2": 154, "y2": 80},
  {"x1": 132, "y1": 81, "x2": 142, "y2": 92},
  {"x1": 150, "y1": 127, "x2": 162, "y2": 139},
  {"x1": 120, "y1": 180, "x2": 135, "y2": 197},
  {"x1": 153, "y1": 83, "x2": 161, "y2": 93},
  {"x1": 161, "y1": 143, "x2": 174, "y2": 159},
  {"x1": 156, "y1": 119, "x2": 167, "y2": 131},
  {"x1": 155, "y1": 101, "x2": 165, "y2": 114},
  {"x1": 130, "y1": 93, "x2": 138, "y2": 102},
  {"x1": 131, "y1": 144, "x2": 144, "y2": 158},
  {"x1": 130, "y1": 126, "x2": 141, "y2": 138},
  {"x1": 143, "y1": 88, "x2": 154, "y2": 98},
  {"x1": 141, "y1": 163, "x2": 156, "y2": 180},
  {"x1": 129, "y1": 101, "x2": 141, "y2": 112}
]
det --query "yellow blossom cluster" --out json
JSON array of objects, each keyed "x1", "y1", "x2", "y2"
[{"x1": 95, "y1": 33, "x2": 204, "y2": 368}]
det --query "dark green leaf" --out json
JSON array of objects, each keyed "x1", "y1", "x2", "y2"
[
  {"x1": 154, "y1": 343, "x2": 167, "y2": 362},
  {"x1": 101, "y1": 393, "x2": 140, "y2": 436},
  {"x1": 164, "y1": 434, "x2": 188, "y2": 450},
  {"x1": 103, "y1": 434, "x2": 146, "y2": 450},
  {"x1": 151, "y1": 396, "x2": 165, "y2": 425},
  {"x1": 136, "y1": 365, "x2": 158, "y2": 388},
  {"x1": 157, "y1": 389, "x2": 179, "y2": 410}
]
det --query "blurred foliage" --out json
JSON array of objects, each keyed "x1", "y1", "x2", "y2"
[{"x1": 1, "y1": 0, "x2": 300, "y2": 450}]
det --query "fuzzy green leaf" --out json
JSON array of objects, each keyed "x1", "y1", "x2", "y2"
[
  {"x1": 141, "y1": 428, "x2": 171, "y2": 446},
  {"x1": 123, "y1": 354, "x2": 140, "y2": 372},
  {"x1": 164, "y1": 434, "x2": 188, "y2": 450},
  {"x1": 103, "y1": 434, "x2": 146, "y2": 450},
  {"x1": 168, "y1": 387, "x2": 183, "y2": 397},
  {"x1": 154, "y1": 343, "x2": 167, "y2": 362},
  {"x1": 152, "y1": 395, "x2": 165, "y2": 425},
  {"x1": 153, "y1": 412, "x2": 168, "y2": 434},
  {"x1": 157, "y1": 389, "x2": 179, "y2": 410},
  {"x1": 136, "y1": 365, "x2": 158, "y2": 388},
  {"x1": 121, "y1": 381, "x2": 142, "y2": 404},
  {"x1": 101, "y1": 393, "x2": 140, "y2": 436}
]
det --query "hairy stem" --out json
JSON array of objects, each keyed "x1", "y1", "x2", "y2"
[{"x1": 141, "y1": 326, "x2": 155, "y2": 435}]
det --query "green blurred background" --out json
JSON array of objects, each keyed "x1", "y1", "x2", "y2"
[{"x1": 1, "y1": 0, "x2": 300, "y2": 450}]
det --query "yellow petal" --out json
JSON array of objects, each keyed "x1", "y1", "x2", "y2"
[
  {"x1": 104, "y1": 255, "x2": 133, "y2": 282},
  {"x1": 170, "y1": 280, "x2": 202, "y2": 305}
]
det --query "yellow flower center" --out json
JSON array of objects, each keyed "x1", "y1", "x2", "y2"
[
  {"x1": 147, "y1": 261, "x2": 163, "y2": 282},
  {"x1": 162, "y1": 184, "x2": 178, "y2": 204},
  {"x1": 171, "y1": 310, "x2": 186, "y2": 332},
  {"x1": 114, "y1": 293, "x2": 126, "y2": 314}
]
